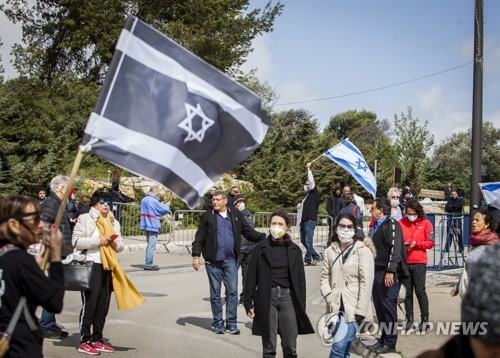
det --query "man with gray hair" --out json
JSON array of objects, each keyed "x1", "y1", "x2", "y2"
[
  {"x1": 39, "y1": 174, "x2": 72, "y2": 339},
  {"x1": 140, "y1": 185, "x2": 171, "y2": 271}
]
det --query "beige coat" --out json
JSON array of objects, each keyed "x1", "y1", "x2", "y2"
[
  {"x1": 320, "y1": 239, "x2": 375, "y2": 323},
  {"x1": 72, "y1": 207, "x2": 124, "y2": 263}
]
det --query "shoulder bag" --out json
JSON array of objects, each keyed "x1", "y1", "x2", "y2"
[{"x1": 63, "y1": 251, "x2": 94, "y2": 291}]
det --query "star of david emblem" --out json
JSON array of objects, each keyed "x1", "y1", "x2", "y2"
[
  {"x1": 178, "y1": 103, "x2": 214, "y2": 143},
  {"x1": 356, "y1": 158, "x2": 369, "y2": 172}
]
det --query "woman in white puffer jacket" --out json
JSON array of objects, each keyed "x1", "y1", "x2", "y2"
[{"x1": 320, "y1": 213, "x2": 375, "y2": 358}]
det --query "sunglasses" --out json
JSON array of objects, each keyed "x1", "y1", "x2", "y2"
[
  {"x1": 99, "y1": 199, "x2": 112, "y2": 206},
  {"x1": 11, "y1": 212, "x2": 42, "y2": 225},
  {"x1": 390, "y1": 196, "x2": 399, "y2": 199},
  {"x1": 338, "y1": 223, "x2": 354, "y2": 229}
]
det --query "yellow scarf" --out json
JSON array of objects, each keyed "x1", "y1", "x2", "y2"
[{"x1": 96, "y1": 214, "x2": 145, "y2": 310}]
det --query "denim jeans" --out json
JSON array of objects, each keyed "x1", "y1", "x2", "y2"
[
  {"x1": 205, "y1": 259, "x2": 238, "y2": 325},
  {"x1": 262, "y1": 287, "x2": 298, "y2": 358},
  {"x1": 329, "y1": 313, "x2": 357, "y2": 358},
  {"x1": 300, "y1": 219, "x2": 321, "y2": 264},
  {"x1": 144, "y1": 230, "x2": 158, "y2": 268},
  {"x1": 40, "y1": 309, "x2": 56, "y2": 331}
]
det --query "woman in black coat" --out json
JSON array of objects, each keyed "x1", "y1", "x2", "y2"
[
  {"x1": 244, "y1": 211, "x2": 314, "y2": 358},
  {"x1": 0, "y1": 196, "x2": 64, "y2": 358}
]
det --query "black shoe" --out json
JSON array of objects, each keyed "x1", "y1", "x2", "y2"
[
  {"x1": 418, "y1": 321, "x2": 431, "y2": 331},
  {"x1": 403, "y1": 319, "x2": 414, "y2": 331},
  {"x1": 373, "y1": 345, "x2": 396, "y2": 354},
  {"x1": 144, "y1": 265, "x2": 160, "y2": 271},
  {"x1": 43, "y1": 327, "x2": 69, "y2": 339},
  {"x1": 367, "y1": 342, "x2": 383, "y2": 351}
]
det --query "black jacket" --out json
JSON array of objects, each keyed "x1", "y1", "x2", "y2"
[
  {"x1": 301, "y1": 186, "x2": 321, "y2": 223},
  {"x1": 240, "y1": 209, "x2": 256, "y2": 254},
  {"x1": 445, "y1": 198, "x2": 463, "y2": 214},
  {"x1": 41, "y1": 192, "x2": 73, "y2": 257},
  {"x1": 0, "y1": 242, "x2": 64, "y2": 358},
  {"x1": 372, "y1": 216, "x2": 409, "y2": 277},
  {"x1": 192, "y1": 208, "x2": 265, "y2": 263},
  {"x1": 243, "y1": 236, "x2": 315, "y2": 336},
  {"x1": 326, "y1": 193, "x2": 342, "y2": 218}
]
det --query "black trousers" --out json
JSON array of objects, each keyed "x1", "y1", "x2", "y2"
[
  {"x1": 79, "y1": 263, "x2": 112, "y2": 343},
  {"x1": 372, "y1": 270, "x2": 399, "y2": 349},
  {"x1": 262, "y1": 287, "x2": 298, "y2": 358},
  {"x1": 238, "y1": 251, "x2": 253, "y2": 302},
  {"x1": 402, "y1": 264, "x2": 429, "y2": 320}
]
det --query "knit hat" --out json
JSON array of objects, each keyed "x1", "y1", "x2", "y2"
[
  {"x1": 233, "y1": 194, "x2": 245, "y2": 205},
  {"x1": 461, "y1": 243, "x2": 500, "y2": 343},
  {"x1": 69, "y1": 188, "x2": 76, "y2": 196}
]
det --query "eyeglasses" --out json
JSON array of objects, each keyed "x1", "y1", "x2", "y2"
[
  {"x1": 338, "y1": 223, "x2": 354, "y2": 229},
  {"x1": 99, "y1": 199, "x2": 112, "y2": 206},
  {"x1": 390, "y1": 196, "x2": 399, "y2": 199}
]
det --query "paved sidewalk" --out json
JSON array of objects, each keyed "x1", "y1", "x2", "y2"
[{"x1": 44, "y1": 240, "x2": 463, "y2": 358}]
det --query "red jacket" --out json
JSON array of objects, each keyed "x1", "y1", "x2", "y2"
[{"x1": 400, "y1": 217, "x2": 434, "y2": 264}]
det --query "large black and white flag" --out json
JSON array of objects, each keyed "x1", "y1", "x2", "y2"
[{"x1": 80, "y1": 17, "x2": 269, "y2": 208}]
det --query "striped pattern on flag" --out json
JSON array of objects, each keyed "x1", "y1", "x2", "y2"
[
  {"x1": 80, "y1": 17, "x2": 269, "y2": 208},
  {"x1": 324, "y1": 139, "x2": 377, "y2": 198}
]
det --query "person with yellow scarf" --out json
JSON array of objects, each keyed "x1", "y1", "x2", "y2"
[{"x1": 72, "y1": 190, "x2": 144, "y2": 355}]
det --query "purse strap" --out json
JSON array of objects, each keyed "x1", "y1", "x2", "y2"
[{"x1": 330, "y1": 242, "x2": 354, "y2": 269}]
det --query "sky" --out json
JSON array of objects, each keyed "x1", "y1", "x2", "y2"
[
  {"x1": 1, "y1": 1, "x2": 500, "y2": 149},
  {"x1": 241, "y1": 0, "x2": 500, "y2": 148}
]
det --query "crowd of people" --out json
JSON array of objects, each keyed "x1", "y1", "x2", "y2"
[{"x1": 1, "y1": 171, "x2": 500, "y2": 357}]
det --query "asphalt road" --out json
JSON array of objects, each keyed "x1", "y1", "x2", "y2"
[{"x1": 43, "y1": 249, "x2": 461, "y2": 358}]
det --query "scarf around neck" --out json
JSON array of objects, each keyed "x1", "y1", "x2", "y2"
[
  {"x1": 469, "y1": 228, "x2": 499, "y2": 247},
  {"x1": 96, "y1": 214, "x2": 115, "y2": 238}
]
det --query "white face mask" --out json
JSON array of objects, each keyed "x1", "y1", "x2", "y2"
[
  {"x1": 237, "y1": 203, "x2": 245, "y2": 211},
  {"x1": 270, "y1": 225, "x2": 286, "y2": 240},
  {"x1": 407, "y1": 215, "x2": 418, "y2": 222},
  {"x1": 390, "y1": 199, "x2": 399, "y2": 208},
  {"x1": 336, "y1": 229, "x2": 354, "y2": 243}
]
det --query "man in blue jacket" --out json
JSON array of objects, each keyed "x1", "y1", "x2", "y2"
[{"x1": 140, "y1": 185, "x2": 171, "y2": 271}]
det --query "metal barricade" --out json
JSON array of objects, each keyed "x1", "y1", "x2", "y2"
[
  {"x1": 112, "y1": 202, "x2": 173, "y2": 250},
  {"x1": 170, "y1": 210, "x2": 205, "y2": 254},
  {"x1": 428, "y1": 213, "x2": 468, "y2": 270}
]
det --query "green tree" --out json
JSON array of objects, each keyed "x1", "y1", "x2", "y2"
[
  {"x1": 393, "y1": 106, "x2": 434, "y2": 195},
  {"x1": 237, "y1": 109, "x2": 320, "y2": 211},
  {"x1": 431, "y1": 121, "x2": 500, "y2": 197},
  {"x1": 0, "y1": 74, "x2": 99, "y2": 195},
  {"x1": 3, "y1": 0, "x2": 283, "y2": 82}
]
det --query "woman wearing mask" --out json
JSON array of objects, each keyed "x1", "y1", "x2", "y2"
[
  {"x1": 399, "y1": 199, "x2": 434, "y2": 331},
  {"x1": 72, "y1": 190, "x2": 125, "y2": 355},
  {"x1": 244, "y1": 211, "x2": 314, "y2": 358},
  {"x1": 0, "y1": 195, "x2": 64, "y2": 357},
  {"x1": 320, "y1": 214, "x2": 375, "y2": 358},
  {"x1": 387, "y1": 187, "x2": 403, "y2": 221}
]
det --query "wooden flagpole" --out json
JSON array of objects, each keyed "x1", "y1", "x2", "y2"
[
  {"x1": 41, "y1": 150, "x2": 85, "y2": 270},
  {"x1": 309, "y1": 152, "x2": 325, "y2": 165}
]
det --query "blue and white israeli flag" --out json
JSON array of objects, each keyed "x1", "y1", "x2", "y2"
[{"x1": 479, "y1": 182, "x2": 500, "y2": 209}]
